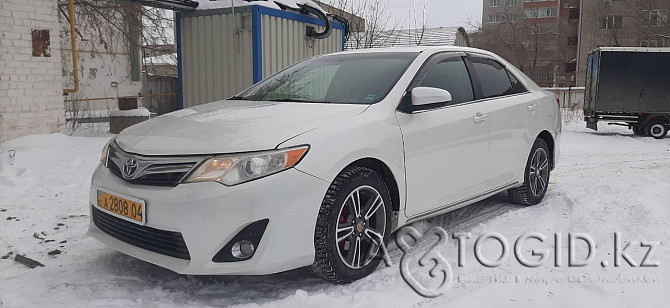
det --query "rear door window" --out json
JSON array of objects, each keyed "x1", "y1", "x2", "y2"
[
  {"x1": 507, "y1": 70, "x2": 528, "y2": 94},
  {"x1": 469, "y1": 57, "x2": 515, "y2": 99}
]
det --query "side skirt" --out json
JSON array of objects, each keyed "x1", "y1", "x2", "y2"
[{"x1": 404, "y1": 182, "x2": 519, "y2": 225}]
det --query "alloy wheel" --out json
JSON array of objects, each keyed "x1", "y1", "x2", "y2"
[
  {"x1": 529, "y1": 148, "x2": 550, "y2": 197},
  {"x1": 335, "y1": 185, "x2": 387, "y2": 269}
]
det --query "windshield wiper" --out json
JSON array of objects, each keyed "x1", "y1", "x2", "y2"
[
  {"x1": 265, "y1": 98, "x2": 332, "y2": 103},
  {"x1": 228, "y1": 96, "x2": 250, "y2": 100}
]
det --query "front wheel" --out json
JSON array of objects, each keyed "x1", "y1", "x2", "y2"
[
  {"x1": 311, "y1": 167, "x2": 392, "y2": 283},
  {"x1": 508, "y1": 138, "x2": 551, "y2": 206}
]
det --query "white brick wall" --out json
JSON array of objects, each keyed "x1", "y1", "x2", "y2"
[{"x1": 0, "y1": 0, "x2": 65, "y2": 143}]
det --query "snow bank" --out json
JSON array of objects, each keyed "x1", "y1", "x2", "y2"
[
  {"x1": 197, "y1": 0, "x2": 280, "y2": 10},
  {"x1": 110, "y1": 107, "x2": 151, "y2": 118},
  {"x1": 66, "y1": 108, "x2": 152, "y2": 120},
  {"x1": 0, "y1": 120, "x2": 669, "y2": 307},
  {"x1": 65, "y1": 109, "x2": 111, "y2": 120},
  {"x1": 196, "y1": 0, "x2": 326, "y2": 15}
]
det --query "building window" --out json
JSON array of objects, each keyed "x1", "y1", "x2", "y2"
[
  {"x1": 524, "y1": 8, "x2": 557, "y2": 18},
  {"x1": 489, "y1": 14, "x2": 503, "y2": 23},
  {"x1": 643, "y1": 9, "x2": 667, "y2": 27},
  {"x1": 31, "y1": 29, "x2": 51, "y2": 57},
  {"x1": 539, "y1": 73, "x2": 554, "y2": 82},
  {"x1": 568, "y1": 36, "x2": 578, "y2": 46},
  {"x1": 507, "y1": 0, "x2": 519, "y2": 6},
  {"x1": 640, "y1": 39, "x2": 667, "y2": 47},
  {"x1": 490, "y1": 0, "x2": 501, "y2": 7},
  {"x1": 599, "y1": 16, "x2": 623, "y2": 29},
  {"x1": 531, "y1": 73, "x2": 555, "y2": 83}
]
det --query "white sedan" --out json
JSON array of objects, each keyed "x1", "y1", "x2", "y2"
[{"x1": 89, "y1": 46, "x2": 561, "y2": 283}]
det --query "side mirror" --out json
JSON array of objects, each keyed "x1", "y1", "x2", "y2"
[{"x1": 411, "y1": 87, "x2": 453, "y2": 106}]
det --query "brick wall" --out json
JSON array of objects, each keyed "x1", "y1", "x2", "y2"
[{"x1": 0, "y1": 0, "x2": 65, "y2": 143}]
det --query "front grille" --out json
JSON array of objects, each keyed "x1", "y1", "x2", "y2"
[
  {"x1": 92, "y1": 206, "x2": 191, "y2": 260},
  {"x1": 107, "y1": 143, "x2": 205, "y2": 187}
]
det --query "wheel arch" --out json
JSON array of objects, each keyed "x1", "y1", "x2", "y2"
[
  {"x1": 345, "y1": 158, "x2": 401, "y2": 213},
  {"x1": 643, "y1": 114, "x2": 670, "y2": 125},
  {"x1": 537, "y1": 130, "x2": 555, "y2": 170}
]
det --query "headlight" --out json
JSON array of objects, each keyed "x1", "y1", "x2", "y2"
[
  {"x1": 101, "y1": 138, "x2": 115, "y2": 167},
  {"x1": 183, "y1": 145, "x2": 309, "y2": 186}
]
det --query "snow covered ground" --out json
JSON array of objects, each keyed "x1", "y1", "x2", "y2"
[{"x1": 1, "y1": 115, "x2": 669, "y2": 307}]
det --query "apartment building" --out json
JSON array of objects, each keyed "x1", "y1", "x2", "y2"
[
  {"x1": 576, "y1": 0, "x2": 670, "y2": 85},
  {"x1": 478, "y1": 0, "x2": 668, "y2": 87},
  {"x1": 477, "y1": 0, "x2": 580, "y2": 87}
]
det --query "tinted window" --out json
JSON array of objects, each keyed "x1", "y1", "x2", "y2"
[
  {"x1": 418, "y1": 59, "x2": 474, "y2": 104},
  {"x1": 507, "y1": 70, "x2": 527, "y2": 94},
  {"x1": 470, "y1": 58, "x2": 514, "y2": 98},
  {"x1": 237, "y1": 52, "x2": 419, "y2": 104}
]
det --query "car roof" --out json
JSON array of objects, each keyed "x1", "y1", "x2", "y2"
[
  {"x1": 329, "y1": 46, "x2": 499, "y2": 57},
  {"x1": 323, "y1": 46, "x2": 542, "y2": 91}
]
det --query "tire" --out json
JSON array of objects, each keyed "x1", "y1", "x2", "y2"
[
  {"x1": 633, "y1": 124, "x2": 646, "y2": 136},
  {"x1": 508, "y1": 138, "x2": 551, "y2": 206},
  {"x1": 311, "y1": 167, "x2": 392, "y2": 283},
  {"x1": 646, "y1": 120, "x2": 668, "y2": 139}
]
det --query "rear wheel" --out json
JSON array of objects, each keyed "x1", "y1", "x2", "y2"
[
  {"x1": 508, "y1": 138, "x2": 551, "y2": 206},
  {"x1": 311, "y1": 167, "x2": 392, "y2": 283},
  {"x1": 646, "y1": 120, "x2": 668, "y2": 139}
]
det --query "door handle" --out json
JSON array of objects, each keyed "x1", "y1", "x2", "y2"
[
  {"x1": 528, "y1": 104, "x2": 538, "y2": 112},
  {"x1": 473, "y1": 113, "x2": 488, "y2": 124}
]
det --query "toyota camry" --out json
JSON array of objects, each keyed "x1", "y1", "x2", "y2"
[{"x1": 89, "y1": 46, "x2": 561, "y2": 283}]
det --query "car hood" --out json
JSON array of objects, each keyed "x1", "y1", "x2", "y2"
[{"x1": 116, "y1": 100, "x2": 368, "y2": 155}]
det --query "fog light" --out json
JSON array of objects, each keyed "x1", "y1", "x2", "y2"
[
  {"x1": 212, "y1": 219, "x2": 268, "y2": 263},
  {"x1": 231, "y1": 240, "x2": 255, "y2": 259}
]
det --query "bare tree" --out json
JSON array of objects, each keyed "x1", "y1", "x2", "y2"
[
  {"x1": 57, "y1": 1, "x2": 174, "y2": 56},
  {"x1": 472, "y1": 3, "x2": 584, "y2": 87},
  {"x1": 471, "y1": 12, "x2": 543, "y2": 76},
  {"x1": 625, "y1": 0, "x2": 670, "y2": 44},
  {"x1": 57, "y1": 1, "x2": 174, "y2": 133},
  {"x1": 324, "y1": 0, "x2": 401, "y2": 49}
]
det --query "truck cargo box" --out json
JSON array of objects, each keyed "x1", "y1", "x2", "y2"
[{"x1": 584, "y1": 47, "x2": 670, "y2": 114}]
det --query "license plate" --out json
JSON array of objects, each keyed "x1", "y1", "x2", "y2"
[{"x1": 96, "y1": 189, "x2": 145, "y2": 225}]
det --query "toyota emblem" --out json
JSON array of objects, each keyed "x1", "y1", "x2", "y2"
[{"x1": 122, "y1": 157, "x2": 139, "y2": 179}]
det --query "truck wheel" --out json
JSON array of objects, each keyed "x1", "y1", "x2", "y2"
[
  {"x1": 633, "y1": 125, "x2": 646, "y2": 136},
  {"x1": 646, "y1": 120, "x2": 668, "y2": 139}
]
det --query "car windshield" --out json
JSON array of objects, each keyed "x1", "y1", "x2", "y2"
[{"x1": 234, "y1": 52, "x2": 419, "y2": 104}]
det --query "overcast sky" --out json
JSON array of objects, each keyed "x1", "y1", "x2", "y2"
[{"x1": 385, "y1": 0, "x2": 483, "y2": 30}]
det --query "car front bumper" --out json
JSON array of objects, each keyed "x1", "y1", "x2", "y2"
[{"x1": 88, "y1": 164, "x2": 329, "y2": 275}]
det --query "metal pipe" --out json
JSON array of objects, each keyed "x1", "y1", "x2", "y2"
[
  {"x1": 231, "y1": 0, "x2": 239, "y2": 35},
  {"x1": 63, "y1": 0, "x2": 79, "y2": 94}
]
